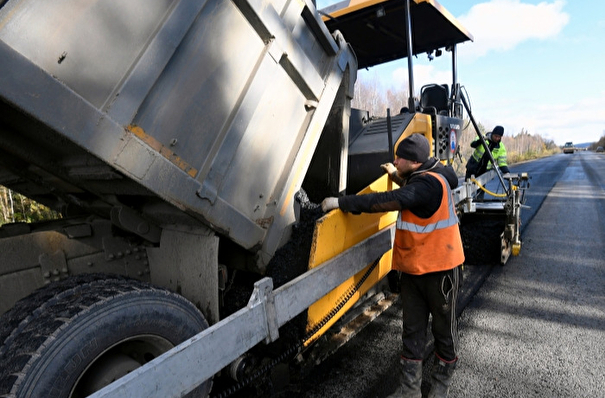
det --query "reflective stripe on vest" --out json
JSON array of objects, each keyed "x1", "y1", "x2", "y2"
[
  {"x1": 472, "y1": 141, "x2": 508, "y2": 169},
  {"x1": 396, "y1": 173, "x2": 459, "y2": 233}
]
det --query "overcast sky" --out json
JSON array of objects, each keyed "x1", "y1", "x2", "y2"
[{"x1": 316, "y1": 0, "x2": 605, "y2": 145}]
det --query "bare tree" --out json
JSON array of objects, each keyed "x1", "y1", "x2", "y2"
[
  {"x1": 0, "y1": 186, "x2": 60, "y2": 226},
  {"x1": 352, "y1": 76, "x2": 409, "y2": 117},
  {"x1": 0, "y1": 186, "x2": 15, "y2": 224}
]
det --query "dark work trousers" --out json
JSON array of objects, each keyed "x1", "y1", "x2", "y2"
[{"x1": 399, "y1": 266, "x2": 461, "y2": 362}]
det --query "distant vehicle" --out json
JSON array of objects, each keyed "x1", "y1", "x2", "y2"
[
  {"x1": 563, "y1": 142, "x2": 575, "y2": 154},
  {"x1": 596, "y1": 146, "x2": 604, "y2": 153}
]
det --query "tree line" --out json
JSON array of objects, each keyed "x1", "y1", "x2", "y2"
[{"x1": 588, "y1": 135, "x2": 605, "y2": 151}]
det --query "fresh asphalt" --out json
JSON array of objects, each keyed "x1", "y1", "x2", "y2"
[{"x1": 448, "y1": 152, "x2": 605, "y2": 397}]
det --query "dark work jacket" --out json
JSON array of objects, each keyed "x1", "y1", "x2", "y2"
[{"x1": 338, "y1": 158, "x2": 458, "y2": 219}]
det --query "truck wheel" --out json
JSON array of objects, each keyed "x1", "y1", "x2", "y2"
[
  {"x1": 0, "y1": 275, "x2": 211, "y2": 398},
  {"x1": 0, "y1": 273, "x2": 125, "y2": 353}
]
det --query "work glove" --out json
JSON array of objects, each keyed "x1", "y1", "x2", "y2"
[
  {"x1": 321, "y1": 197, "x2": 339, "y2": 213},
  {"x1": 380, "y1": 162, "x2": 397, "y2": 176}
]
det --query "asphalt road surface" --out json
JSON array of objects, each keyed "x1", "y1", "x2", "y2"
[{"x1": 277, "y1": 151, "x2": 605, "y2": 397}]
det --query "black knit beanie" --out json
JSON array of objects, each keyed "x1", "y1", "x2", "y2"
[
  {"x1": 491, "y1": 126, "x2": 504, "y2": 136},
  {"x1": 395, "y1": 134, "x2": 430, "y2": 163}
]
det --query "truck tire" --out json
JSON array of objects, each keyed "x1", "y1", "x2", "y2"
[
  {"x1": 0, "y1": 273, "x2": 125, "y2": 354},
  {"x1": 0, "y1": 275, "x2": 211, "y2": 398}
]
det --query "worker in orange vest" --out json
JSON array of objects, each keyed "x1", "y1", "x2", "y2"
[{"x1": 322, "y1": 134, "x2": 464, "y2": 398}]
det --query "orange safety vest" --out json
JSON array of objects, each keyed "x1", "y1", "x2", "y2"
[{"x1": 392, "y1": 171, "x2": 465, "y2": 275}]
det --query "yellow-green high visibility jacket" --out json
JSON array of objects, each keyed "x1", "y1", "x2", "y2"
[{"x1": 470, "y1": 137, "x2": 508, "y2": 170}]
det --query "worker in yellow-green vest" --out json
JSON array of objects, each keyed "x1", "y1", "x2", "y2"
[{"x1": 465, "y1": 125, "x2": 510, "y2": 180}]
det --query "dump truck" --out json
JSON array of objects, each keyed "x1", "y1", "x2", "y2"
[{"x1": 0, "y1": 1, "x2": 528, "y2": 397}]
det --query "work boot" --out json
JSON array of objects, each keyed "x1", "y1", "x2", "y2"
[
  {"x1": 386, "y1": 357, "x2": 422, "y2": 398},
  {"x1": 427, "y1": 357, "x2": 457, "y2": 398}
]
